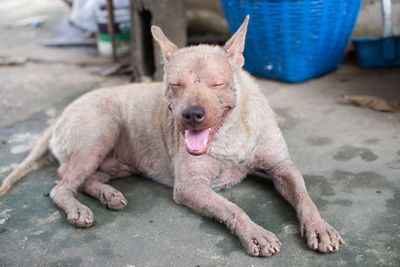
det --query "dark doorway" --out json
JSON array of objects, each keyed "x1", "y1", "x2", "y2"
[{"x1": 139, "y1": 10, "x2": 155, "y2": 77}]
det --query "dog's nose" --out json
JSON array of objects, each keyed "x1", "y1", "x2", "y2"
[{"x1": 182, "y1": 106, "x2": 205, "y2": 125}]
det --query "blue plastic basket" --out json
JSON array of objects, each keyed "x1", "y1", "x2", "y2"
[{"x1": 220, "y1": 0, "x2": 362, "y2": 82}]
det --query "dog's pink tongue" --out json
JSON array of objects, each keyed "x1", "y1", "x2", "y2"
[{"x1": 184, "y1": 129, "x2": 211, "y2": 154}]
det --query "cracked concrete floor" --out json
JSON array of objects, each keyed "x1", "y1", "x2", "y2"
[{"x1": 1, "y1": 0, "x2": 400, "y2": 266}]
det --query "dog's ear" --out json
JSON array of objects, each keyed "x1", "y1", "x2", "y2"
[
  {"x1": 151, "y1": 26, "x2": 179, "y2": 61},
  {"x1": 223, "y1": 15, "x2": 249, "y2": 68}
]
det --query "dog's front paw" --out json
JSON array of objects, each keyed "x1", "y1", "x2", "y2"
[
  {"x1": 301, "y1": 219, "x2": 344, "y2": 253},
  {"x1": 238, "y1": 223, "x2": 282, "y2": 257},
  {"x1": 67, "y1": 203, "x2": 95, "y2": 228},
  {"x1": 107, "y1": 191, "x2": 128, "y2": 210},
  {"x1": 99, "y1": 188, "x2": 127, "y2": 211}
]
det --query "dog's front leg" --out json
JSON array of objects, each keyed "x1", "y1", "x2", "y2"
[
  {"x1": 173, "y1": 156, "x2": 281, "y2": 257},
  {"x1": 254, "y1": 126, "x2": 344, "y2": 253},
  {"x1": 269, "y1": 161, "x2": 343, "y2": 252},
  {"x1": 255, "y1": 146, "x2": 344, "y2": 253}
]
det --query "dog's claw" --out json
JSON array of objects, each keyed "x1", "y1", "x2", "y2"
[
  {"x1": 302, "y1": 220, "x2": 343, "y2": 253},
  {"x1": 67, "y1": 203, "x2": 94, "y2": 228},
  {"x1": 99, "y1": 189, "x2": 128, "y2": 211},
  {"x1": 108, "y1": 194, "x2": 128, "y2": 210},
  {"x1": 240, "y1": 223, "x2": 281, "y2": 257}
]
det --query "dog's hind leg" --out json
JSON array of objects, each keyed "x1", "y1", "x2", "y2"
[
  {"x1": 80, "y1": 171, "x2": 127, "y2": 211},
  {"x1": 50, "y1": 103, "x2": 123, "y2": 227},
  {"x1": 51, "y1": 133, "x2": 119, "y2": 227},
  {"x1": 51, "y1": 158, "x2": 98, "y2": 227},
  {"x1": 50, "y1": 149, "x2": 118, "y2": 227}
]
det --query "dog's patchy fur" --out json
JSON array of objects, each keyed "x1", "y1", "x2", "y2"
[{"x1": 1, "y1": 16, "x2": 343, "y2": 256}]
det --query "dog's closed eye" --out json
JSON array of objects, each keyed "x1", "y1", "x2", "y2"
[
  {"x1": 211, "y1": 83, "x2": 224, "y2": 88},
  {"x1": 169, "y1": 83, "x2": 184, "y2": 89}
]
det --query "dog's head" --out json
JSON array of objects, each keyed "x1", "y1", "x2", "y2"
[{"x1": 151, "y1": 16, "x2": 249, "y2": 156}]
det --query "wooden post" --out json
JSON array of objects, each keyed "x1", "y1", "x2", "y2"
[
  {"x1": 106, "y1": 0, "x2": 117, "y2": 62},
  {"x1": 130, "y1": 0, "x2": 186, "y2": 81}
]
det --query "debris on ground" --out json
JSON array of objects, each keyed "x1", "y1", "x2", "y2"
[
  {"x1": 9, "y1": 15, "x2": 47, "y2": 28},
  {"x1": 343, "y1": 95, "x2": 399, "y2": 112},
  {"x1": 93, "y1": 57, "x2": 132, "y2": 76},
  {"x1": 0, "y1": 56, "x2": 29, "y2": 66}
]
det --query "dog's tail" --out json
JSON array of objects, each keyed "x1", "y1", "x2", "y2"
[{"x1": 0, "y1": 122, "x2": 57, "y2": 195}]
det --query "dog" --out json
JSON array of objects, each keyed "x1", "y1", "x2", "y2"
[{"x1": 0, "y1": 16, "x2": 343, "y2": 257}]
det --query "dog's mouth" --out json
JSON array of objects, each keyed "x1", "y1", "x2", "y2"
[
  {"x1": 182, "y1": 109, "x2": 229, "y2": 155},
  {"x1": 184, "y1": 128, "x2": 212, "y2": 155}
]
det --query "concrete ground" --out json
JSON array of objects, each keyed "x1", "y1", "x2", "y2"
[{"x1": 1, "y1": 1, "x2": 400, "y2": 266}]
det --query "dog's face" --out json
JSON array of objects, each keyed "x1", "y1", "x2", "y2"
[
  {"x1": 163, "y1": 47, "x2": 236, "y2": 155},
  {"x1": 152, "y1": 16, "x2": 249, "y2": 155}
]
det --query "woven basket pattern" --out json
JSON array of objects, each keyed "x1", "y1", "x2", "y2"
[{"x1": 220, "y1": 0, "x2": 362, "y2": 82}]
